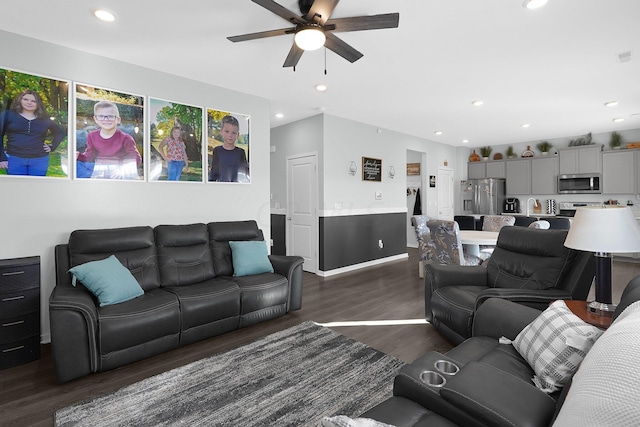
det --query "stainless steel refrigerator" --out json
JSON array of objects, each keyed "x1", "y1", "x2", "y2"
[{"x1": 461, "y1": 178, "x2": 506, "y2": 215}]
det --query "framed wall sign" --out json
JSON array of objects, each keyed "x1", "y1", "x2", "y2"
[
  {"x1": 406, "y1": 162, "x2": 420, "y2": 176},
  {"x1": 362, "y1": 156, "x2": 382, "y2": 182}
]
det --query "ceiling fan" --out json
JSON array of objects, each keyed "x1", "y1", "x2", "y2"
[{"x1": 227, "y1": 0, "x2": 400, "y2": 68}]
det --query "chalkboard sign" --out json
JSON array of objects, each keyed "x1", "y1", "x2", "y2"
[{"x1": 362, "y1": 157, "x2": 382, "y2": 182}]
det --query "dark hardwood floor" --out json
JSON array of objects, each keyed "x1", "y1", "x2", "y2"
[
  {"x1": 0, "y1": 248, "x2": 451, "y2": 426},
  {"x1": 1, "y1": 249, "x2": 638, "y2": 426}
]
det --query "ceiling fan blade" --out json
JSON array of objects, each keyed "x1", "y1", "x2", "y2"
[
  {"x1": 305, "y1": 0, "x2": 340, "y2": 24},
  {"x1": 228, "y1": 27, "x2": 293, "y2": 43},
  {"x1": 252, "y1": 0, "x2": 307, "y2": 24},
  {"x1": 324, "y1": 33, "x2": 363, "y2": 63},
  {"x1": 283, "y1": 43, "x2": 305, "y2": 68},
  {"x1": 326, "y1": 13, "x2": 399, "y2": 32}
]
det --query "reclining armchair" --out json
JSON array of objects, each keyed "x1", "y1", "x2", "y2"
[{"x1": 425, "y1": 227, "x2": 595, "y2": 344}]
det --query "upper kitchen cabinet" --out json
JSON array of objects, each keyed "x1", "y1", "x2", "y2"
[
  {"x1": 506, "y1": 159, "x2": 531, "y2": 195},
  {"x1": 468, "y1": 161, "x2": 506, "y2": 179},
  {"x1": 531, "y1": 156, "x2": 559, "y2": 195},
  {"x1": 468, "y1": 161, "x2": 486, "y2": 179},
  {"x1": 602, "y1": 150, "x2": 637, "y2": 194},
  {"x1": 558, "y1": 144, "x2": 602, "y2": 175}
]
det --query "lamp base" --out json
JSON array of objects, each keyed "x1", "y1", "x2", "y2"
[{"x1": 587, "y1": 301, "x2": 616, "y2": 317}]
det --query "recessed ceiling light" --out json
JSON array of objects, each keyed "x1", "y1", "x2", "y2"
[
  {"x1": 471, "y1": 101, "x2": 484, "y2": 107},
  {"x1": 94, "y1": 9, "x2": 116, "y2": 22},
  {"x1": 604, "y1": 101, "x2": 619, "y2": 107},
  {"x1": 612, "y1": 117, "x2": 624, "y2": 123},
  {"x1": 462, "y1": 139, "x2": 469, "y2": 143},
  {"x1": 315, "y1": 84, "x2": 327, "y2": 92},
  {"x1": 434, "y1": 131, "x2": 443, "y2": 135},
  {"x1": 523, "y1": 0, "x2": 548, "y2": 9},
  {"x1": 521, "y1": 123, "x2": 531, "y2": 128},
  {"x1": 275, "y1": 113, "x2": 284, "y2": 119}
]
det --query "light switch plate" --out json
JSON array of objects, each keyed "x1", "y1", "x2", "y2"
[{"x1": 375, "y1": 192, "x2": 383, "y2": 200}]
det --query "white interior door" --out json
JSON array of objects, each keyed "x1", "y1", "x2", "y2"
[
  {"x1": 437, "y1": 167, "x2": 454, "y2": 220},
  {"x1": 286, "y1": 154, "x2": 318, "y2": 273}
]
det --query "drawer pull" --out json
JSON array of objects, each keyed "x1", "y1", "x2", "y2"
[
  {"x1": 2, "y1": 271, "x2": 25, "y2": 276},
  {"x1": 2, "y1": 320, "x2": 25, "y2": 327},
  {"x1": 2, "y1": 295, "x2": 25, "y2": 302},
  {"x1": 3, "y1": 345, "x2": 25, "y2": 353}
]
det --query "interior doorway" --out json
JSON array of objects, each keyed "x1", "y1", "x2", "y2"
[
  {"x1": 406, "y1": 149, "x2": 427, "y2": 248},
  {"x1": 286, "y1": 153, "x2": 318, "y2": 273}
]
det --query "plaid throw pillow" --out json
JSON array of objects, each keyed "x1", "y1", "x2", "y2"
[{"x1": 513, "y1": 300, "x2": 604, "y2": 393}]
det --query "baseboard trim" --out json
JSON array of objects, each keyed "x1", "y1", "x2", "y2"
[{"x1": 317, "y1": 253, "x2": 408, "y2": 277}]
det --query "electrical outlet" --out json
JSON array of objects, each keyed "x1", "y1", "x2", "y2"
[
  {"x1": 375, "y1": 192, "x2": 383, "y2": 200},
  {"x1": 378, "y1": 239, "x2": 384, "y2": 249}
]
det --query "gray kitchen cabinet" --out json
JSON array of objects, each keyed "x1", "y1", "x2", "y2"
[
  {"x1": 602, "y1": 150, "x2": 635, "y2": 194},
  {"x1": 558, "y1": 145, "x2": 602, "y2": 175},
  {"x1": 485, "y1": 161, "x2": 506, "y2": 178},
  {"x1": 468, "y1": 162, "x2": 486, "y2": 179},
  {"x1": 531, "y1": 156, "x2": 559, "y2": 195},
  {"x1": 506, "y1": 159, "x2": 531, "y2": 195}
]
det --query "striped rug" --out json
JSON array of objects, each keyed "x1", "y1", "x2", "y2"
[{"x1": 55, "y1": 321, "x2": 405, "y2": 426}]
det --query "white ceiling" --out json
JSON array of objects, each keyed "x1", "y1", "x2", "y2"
[{"x1": 2, "y1": 0, "x2": 639, "y2": 147}]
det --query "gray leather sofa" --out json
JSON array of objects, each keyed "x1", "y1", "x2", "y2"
[
  {"x1": 49, "y1": 220, "x2": 303, "y2": 383},
  {"x1": 362, "y1": 276, "x2": 640, "y2": 427}
]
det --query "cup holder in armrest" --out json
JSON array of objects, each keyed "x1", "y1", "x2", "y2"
[
  {"x1": 420, "y1": 370, "x2": 446, "y2": 387},
  {"x1": 434, "y1": 359, "x2": 459, "y2": 376}
]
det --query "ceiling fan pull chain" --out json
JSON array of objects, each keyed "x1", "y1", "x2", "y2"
[{"x1": 324, "y1": 47, "x2": 327, "y2": 75}]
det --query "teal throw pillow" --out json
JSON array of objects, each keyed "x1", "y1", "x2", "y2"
[
  {"x1": 69, "y1": 255, "x2": 144, "y2": 307},
  {"x1": 229, "y1": 240, "x2": 274, "y2": 276}
]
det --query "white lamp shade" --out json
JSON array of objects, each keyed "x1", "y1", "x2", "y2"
[
  {"x1": 564, "y1": 206, "x2": 640, "y2": 253},
  {"x1": 294, "y1": 28, "x2": 326, "y2": 51}
]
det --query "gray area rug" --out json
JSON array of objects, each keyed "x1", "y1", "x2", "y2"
[{"x1": 55, "y1": 321, "x2": 405, "y2": 426}]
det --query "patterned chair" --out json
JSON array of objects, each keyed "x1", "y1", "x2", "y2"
[
  {"x1": 480, "y1": 215, "x2": 516, "y2": 259},
  {"x1": 482, "y1": 215, "x2": 516, "y2": 232},
  {"x1": 411, "y1": 215, "x2": 433, "y2": 278},
  {"x1": 427, "y1": 220, "x2": 482, "y2": 267}
]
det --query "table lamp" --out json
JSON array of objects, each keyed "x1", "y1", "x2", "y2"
[{"x1": 564, "y1": 205, "x2": 640, "y2": 316}]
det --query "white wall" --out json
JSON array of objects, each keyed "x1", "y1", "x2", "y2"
[{"x1": 0, "y1": 31, "x2": 272, "y2": 342}]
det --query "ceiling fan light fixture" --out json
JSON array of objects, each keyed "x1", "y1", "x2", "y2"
[{"x1": 294, "y1": 25, "x2": 326, "y2": 51}]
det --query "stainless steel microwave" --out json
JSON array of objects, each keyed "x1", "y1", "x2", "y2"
[{"x1": 557, "y1": 173, "x2": 602, "y2": 194}]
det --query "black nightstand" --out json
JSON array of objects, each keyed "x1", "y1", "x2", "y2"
[{"x1": 0, "y1": 256, "x2": 41, "y2": 369}]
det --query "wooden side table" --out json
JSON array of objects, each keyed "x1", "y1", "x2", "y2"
[{"x1": 564, "y1": 300, "x2": 612, "y2": 330}]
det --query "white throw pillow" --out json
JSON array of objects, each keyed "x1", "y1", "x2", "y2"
[
  {"x1": 552, "y1": 301, "x2": 640, "y2": 426},
  {"x1": 513, "y1": 300, "x2": 603, "y2": 393}
]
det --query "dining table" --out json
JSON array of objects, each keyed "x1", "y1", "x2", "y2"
[{"x1": 459, "y1": 230, "x2": 499, "y2": 257}]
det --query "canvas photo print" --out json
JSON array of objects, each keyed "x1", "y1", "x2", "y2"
[
  {"x1": 75, "y1": 83, "x2": 144, "y2": 180},
  {"x1": 0, "y1": 67, "x2": 70, "y2": 178},
  {"x1": 148, "y1": 98, "x2": 203, "y2": 182},
  {"x1": 207, "y1": 109, "x2": 250, "y2": 183}
]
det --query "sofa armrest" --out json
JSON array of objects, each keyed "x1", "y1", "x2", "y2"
[
  {"x1": 472, "y1": 298, "x2": 541, "y2": 340},
  {"x1": 48, "y1": 285, "x2": 99, "y2": 383},
  {"x1": 269, "y1": 255, "x2": 304, "y2": 311},
  {"x1": 440, "y1": 362, "x2": 556, "y2": 427},
  {"x1": 424, "y1": 264, "x2": 487, "y2": 321},
  {"x1": 475, "y1": 288, "x2": 572, "y2": 312}
]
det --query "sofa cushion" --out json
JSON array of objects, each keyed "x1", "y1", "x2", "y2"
[
  {"x1": 229, "y1": 240, "x2": 274, "y2": 276},
  {"x1": 486, "y1": 228, "x2": 575, "y2": 290},
  {"x1": 155, "y1": 223, "x2": 216, "y2": 286},
  {"x1": 208, "y1": 221, "x2": 263, "y2": 276},
  {"x1": 163, "y1": 279, "x2": 240, "y2": 345},
  {"x1": 97, "y1": 288, "x2": 180, "y2": 366},
  {"x1": 69, "y1": 255, "x2": 144, "y2": 307},
  {"x1": 513, "y1": 300, "x2": 603, "y2": 393},
  {"x1": 68, "y1": 226, "x2": 160, "y2": 291},
  {"x1": 552, "y1": 301, "x2": 640, "y2": 426}
]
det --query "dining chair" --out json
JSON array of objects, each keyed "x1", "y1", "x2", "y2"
[
  {"x1": 479, "y1": 215, "x2": 515, "y2": 259},
  {"x1": 427, "y1": 219, "x2": 482, "y2": 267},
  {"x1": 411, "y1": 215, "x2": 433, "y2": 278}
]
